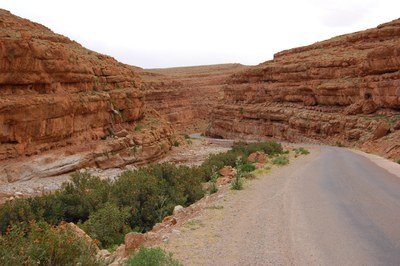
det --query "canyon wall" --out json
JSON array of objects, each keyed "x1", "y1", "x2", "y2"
[
  {"x1": 208, "y1": 19, "x2": 400, "y2": 159},
  {"x1": 145, "y1": 64, "x2": 247, "y2": 132},
  {"x1": 0, "y1": 10, "x2": 173, "y2": 183}
]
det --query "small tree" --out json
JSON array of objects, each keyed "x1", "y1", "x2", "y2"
[
  {"x1": 208, "y1": 166, "x2": 219, "y2": 194},
  {"x1": 231, "y1": 156, "x2": 244, "y2": 190}
]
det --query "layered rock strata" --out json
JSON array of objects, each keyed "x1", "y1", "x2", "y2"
[
  {"x1": 208, "y1": 19, "x2": 400, "y2": 159},
  {"x1": 0, "y1": 9, "x2": 173, "y2": 183},
  {"x1": 146, "y1": 64, "x2": 248, "y2": 132}
]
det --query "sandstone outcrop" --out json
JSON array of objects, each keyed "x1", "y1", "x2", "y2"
[
  {"x1": 208, "y1": 18, "x2": 400, "y2": 159},
  {"x1": 144, "y1": 64, "x2": 248, "y2": 132},
  {"x1": 0, "y1": 10, "x2": 173, "y2": 183}
]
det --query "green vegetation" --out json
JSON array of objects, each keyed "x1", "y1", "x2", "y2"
[
  {"x1": 200, "y1": 141, "x2": 282, "y2": 181},
  {"x1": 272, "y1": 155, "x2": 289, "y2": 165},
  {"x1": 294, "y1": 147, "x2": 310, "y2": 155},
  {"x1": 0, "y1": 221, "x2": 102, "y2": 266},
  {"x1": 173, "y1": 140, "x2": 180, "y2": 147},
  {"x1": 0, "y1": 140, "x2": 284, "y2": 262},
  {"x1": 397, "y1": 159, "x2": 400, "y2": 164},
  {"x1": 205, "y1": 205, "x2": 224, "y2": 210},
  {"x1": 241, "y1": 162, "x2": 256, "y2": 173},
  {"x1": 124, "y1": 246, "x2": 181, "y2": 266},
  {"x1": 371, "y1": 113, "x2": 400, "y2": 125},
  {"x1": 208, "y1": 166, "x2": 219, "y2": 194},
  {"x1": 183, "y1": 219, "x2": 203, "y2": 230},
  {"x1": 0, "y1": 165, "x2": 204, "y2": 249},
  {"x1": 231, "y1": 157, "x2": 244, "y2": 190},
  {"x1": 134, "y1": 124, "x2": 142, "y2": 131}
]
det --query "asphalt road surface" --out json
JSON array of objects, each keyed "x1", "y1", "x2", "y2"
[{"x1": 287, "y1": 147, "x2": 400, "y2": 265}]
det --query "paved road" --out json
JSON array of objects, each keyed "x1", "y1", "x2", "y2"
[
  {"x1": 288, "y1": 147, "x2": 400, "y2": 265},
  {"x1": 165, "y1": 145, "x2": 400, "y2": 265}
]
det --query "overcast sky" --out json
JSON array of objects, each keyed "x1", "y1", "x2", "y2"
[{"x1": 2, "y1": 0, "x2": 399, "y2": 68}]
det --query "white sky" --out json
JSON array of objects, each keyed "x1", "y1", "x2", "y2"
[{"x1": 2, "y1": 0, "x2": 399, "y2": 68}]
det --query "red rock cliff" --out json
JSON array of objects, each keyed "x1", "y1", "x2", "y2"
[
  {"x1": 208, "y1": 19, "x2": 400, "y2": 159},
  {"x1": 0, "y1": 10, "x2": 173, "y2": 182}
]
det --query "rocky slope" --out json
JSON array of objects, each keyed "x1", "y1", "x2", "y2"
[
  {"x1": 207, "y1": 19, "x2": 400, "y2": 159},
  {"x1": 0, "y1": 9, "x2": 173, "y2": 183}
]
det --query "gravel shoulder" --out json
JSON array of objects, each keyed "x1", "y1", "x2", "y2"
[{"x1": 161, "y1": 148, "x2": 320, "y2": 266}]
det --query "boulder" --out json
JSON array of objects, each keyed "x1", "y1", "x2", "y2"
[
  {"x1": 247, "y1": 151, "x2": 267, "y2": 163},
  {"x1": 219, "y1": 166, "x2": 237, "y2": 177},
  {"x1": 124, "y1": 232, "x2": 145, "y2": 254},
  {"x1": 216, "y1": 177, "x2": 231, "y2": 186},
  {"x1": 173, "y1": 205, "x2": 184, "y2": 215},
  {"x1": 95, "y1": 154, "x2": 125, "y2": 169},
  {"x1": 162, "y1": 215, "x2": 177, "y2": 225},
  {"x1": 373, "y1": 122, "x2": 391, "y2": 140}
]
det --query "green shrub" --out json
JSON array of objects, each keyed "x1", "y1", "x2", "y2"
[
  {"x1": 0, "y1": 221, "x2": 102, "y2": 266},
  {"x1": 208, "y1": 166, "x2": 219, "y2": 194},
  {"x1": 173, "y1": 140, "x2": 180, "y2": 147},
  {"x1": 397, "y1": 159, "x2": 400, "y2": 164},
  {"x1": 80, "y1": 203, "x2": 129, "y2": 249},
  {"x1": 241, "y1": 163, "x2": 256, "y2": 173},
  {"x1": 124, "y1": 246, "x2": 181, "y2": 266},
  {"x1": 231, "y1": 141, "x2": 283, "y2": 155},
  {"x1": 231, "y1": 157, "x2": 244, "y2": 190},
  {"x1": 294, "y1": 147, "x2": 310, "y2": 155},
  {"x1": 183, "y1": 134, "x2": 190, "y2": 139},
  {"x1": 272, "y1": 156, "x2": 289, "y2": 165},
  {"x1": 200, "y1": 150, "x2": 245, "y2": 181}
]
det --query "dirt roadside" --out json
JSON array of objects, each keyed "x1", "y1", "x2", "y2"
[{"x1": 159, "y1": 147, "x2": 319, "y2": 266}]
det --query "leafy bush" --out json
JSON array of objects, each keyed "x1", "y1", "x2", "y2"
[
  {"x1": 272, "y1": 156, "x2": 289, "y2": 165},
  {"x1": 397, "y1": 159, "x2": 400, "y2": 164},
  {"x1": 0, "y1": 221, "x2": 102, "y2": 266},
  {"x1": 79, "y1": 203, "x2": 130, "y2": 249},
  {"x1": 231, "y1": 141, "x2": 283, "y2": 155},
  {"x1": 124, "y1": 246, "x2": 181, "y2": 266},
  {"x1": 200, "y1": 141, "x2": 282, "y2": 181},
  {"x1": 241, "y1": 163, "x2": 256, "y2": 173}
]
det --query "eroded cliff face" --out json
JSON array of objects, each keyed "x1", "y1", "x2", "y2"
[
  {"x1": 0, "y1": 10, "x2": 173, "y2": 183},
  {"x1": 208, "y1": 19, "x2": 400, "y2": 159},
  {"x1": 144, "y1": 64, "x2": 248, "y2": 132}
]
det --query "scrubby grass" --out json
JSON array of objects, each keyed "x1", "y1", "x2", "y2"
[
  {"x1": 124, "y1": 246, "x2": 181, "y2": 266},
  {"x1": 205, "y1": 205, "x2": 224, "y2": 210},
  {"x1": 294, "y1": 147, "x2": 310, "y2": 155},
  {"x1": 272, "y1": 155, "x2": 289, "y2": 165}
]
